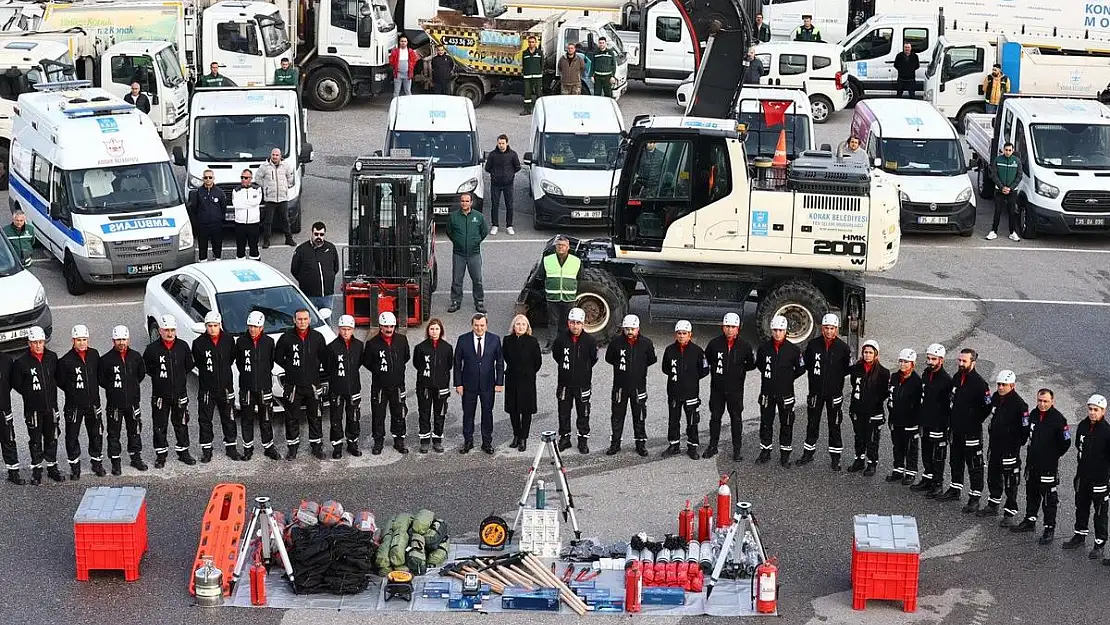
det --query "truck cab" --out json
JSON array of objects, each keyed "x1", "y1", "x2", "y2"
[
  {"x1": 100, "y1": 40, "x2": 190, "y2": 140},
  {"x1": 174, "y1": 86, "x2": 313, "y2": 231},
  {"x1": 839, "y1": 14, "x2": 934, "y2": 106},
  {"x1": 0, "y1": 38, "x2": 75, "y2": 184},
  {"x1": 200, "y1": 1, "x2": 294, "y2": 86}
]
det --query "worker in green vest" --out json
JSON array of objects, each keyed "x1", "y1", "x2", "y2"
[
  {"x1": 521, "y1": 35, "x2": 544, "y2": 115},
  {"x1": 197, "y1": 62, "x2": 237, "y2": 88},
  {"x1": 536, "y1": 235, "x2": 582, "y2": 353},
  {"x1": 592, "y1": 37, "x2": 617, "y2": 98},
  {"x1": 274, "y1": 58, "x2": 298, "y2": 86}
]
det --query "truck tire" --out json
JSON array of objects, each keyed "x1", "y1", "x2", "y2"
[
  {"x1": 1018, "y1": 197, "x2": 1039, "y2": 239},
  {"x1": 576, "y1": 268, "x2": 627, "y2": 342},
  {"x1": 63, "y1": 253, "x2": 90, "y2": 296},
  {"x1": 306, "y1": 67, "x2": 351, "y2": 111},
  {"x1": 955, "y1": 102, "x2": 985, "y2": 133},
  {"x1": 810, "y1": 95, "x2": 833, "y2": 124},
  {"x1": 756, "y1": 280, "x2": 828, "y2": 344},
  {"x1": 454, "y1": 80, "x2": 484, "y2": 108},
  {"x1": 976, "y1": 164, "x2": 995, "y2": 199},
  {"x1": 846, "y1": 77, "x2": 863, "y2": 108},
  {"x1": 420, "y1": 272, "x2": 433, "y2": 321}
]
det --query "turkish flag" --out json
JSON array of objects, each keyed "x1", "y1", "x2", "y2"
[{"x1": 761, "y1": 100, "x2": 793, "y2": 127}]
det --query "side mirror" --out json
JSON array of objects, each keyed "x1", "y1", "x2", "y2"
[
  {"x1": 873, "y1": 157, "x2": 882, "y2": 168},
  {"x1": 373, "y1": 149, "x2": 383, "y2": 157},
  {"x1": 172, "y1": 145, "x2": 186, "y2": 166},
  {"x1": 300, "y1": 142, "x2": 314, "y2": 163},
  {"x1": 820, "y1": 143, "x2": 832, "y2": 152},
  {"x1": 318, "y1": 307, "x2": 332, "y2": 321},
  {"x1": 191, "y1": 321, "x2": 205, "y2": 335},
  {"x1": 151, "y1": 94, "x2": 160, "y2": 105},
  {"x1": 523, "y1": 151, "x2": 533, "y2": 165},
  {"x1": 480, "y1": 150, "x2": 488, "y2": 163},
  {"x1": 49, "y1": 201, "x2": 66, "y2": 221}
]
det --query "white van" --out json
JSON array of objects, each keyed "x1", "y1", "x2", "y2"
[
  {"x1": 730, "y1": 42, "x2": 848, "y2": 124},
  {"x1": 0, "y1": 231, "x2": 51, "y2": 353},
  {"x1": 174, "y1": 86, "x2": 313, "y2": 231},
  {"x1": 384, "y1": 95, "x2": 483, "y2": 217},
  {"x1": 522, "y1": 95, "x2": 626, "y2": 229},
  {"x1": 839, "y1": 14, "x2": 936, "y2": 106},
  {"x1": 8, "y1": 84, "x2": 193, "y2": 295},
  {"x1": 851, "y1": 99, "x2": 975, "y2": 236}
]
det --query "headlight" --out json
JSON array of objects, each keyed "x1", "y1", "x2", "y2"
[
  {"x1": 541, "y1": 180, "x2": 564, "y2": 196},
  {"x1": 84, "y1": 231, "x2": 106, "y2": 258},
  {"x1": 898, "y1": 190, "x2": 910, "y2": 203},
  {"x1": 456, "y1": 178, "x2": 478, "y2": 194},
  {"x1": 165, "y1": 101, "x2": 177, "y2": 120},
  {"x1": 1035, "y1": 178, "x2": 1060, "y2": 199},
  {"x1": 955, "y1": 187, "x2": 973, "y2": 204},
  {"x1": 33, "y1": 286, "x2": 46, "y2": 308},
  {"x1": 187, "y1": 174, "x2": 204, "y2": 189},
  {"x1": 179, "y1": 222, "x2": 194, "y2": 250}
]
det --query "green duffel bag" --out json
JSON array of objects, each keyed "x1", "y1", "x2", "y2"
[
  {"x1": 427, "y1": 545, "x2": 449, "y2": 568},
  {"x1": 375, "y1": 530, "x2": 394, "y2": 571},
  {"x1": 411, "y1": 509, "x2": 435, "y2": 534},
  {"x1": 388, "y1": 530, "x2": 410, "y2": 568},
  {"x1": 391, "y1": 513, "x2": 414, "y2": 533},
  {"x1": 406, "y1": 545, "x2": 428, "y2": 575}
]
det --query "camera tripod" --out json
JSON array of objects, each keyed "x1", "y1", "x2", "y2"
[
  {"x1": 705, "y1": 501, "x2": 765, "y2": 599},
  {"x1": 509, "y1": 430, "x2": 582, "y2": 544},
  {"x1": 231, "y1": 496, "x2": 295, "y2": 589}
]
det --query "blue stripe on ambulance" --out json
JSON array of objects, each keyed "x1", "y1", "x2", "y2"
[{"x1": 9, "y1": 172, "x2": 85, "y2": 245}]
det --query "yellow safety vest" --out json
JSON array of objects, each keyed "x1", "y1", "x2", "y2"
[{"x1": 543, "y1": 253, "x2": 580, "y2": 302}]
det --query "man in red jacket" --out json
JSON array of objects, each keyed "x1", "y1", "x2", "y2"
[{"x1": 390, "y1": 35, "x2": 419, "y2": 97}]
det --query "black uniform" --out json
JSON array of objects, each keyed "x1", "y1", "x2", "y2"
[
  {"x1": 192, "y1": 332, "x2": 237, "y2": 455},
  {"x1": 848, "y1": 361, "x2": 890, "y2": 467},
  {"x1": 323, "y1": 336, "x2": 364, "y2": 451},
  {"x1": 12, "y1": 349, "x2": 61, "y2": 472},
  {"x1": 755, "y1": 340, "x2": 805, "y2": 459},
  {"x1": 551, "y1": 329, "x2": 599, "y2": 445},
  {"x1": 235, "y1": 332, "x2": 277, "y2": 453},
  {"x1": 662, "y1": 340, "x2": 709, "y2": 452},
  {"x1": 887, "y1": 370, "x2": 923, "y2": 479},
  {"x1": 0, "y1": 353, "x2": 18, "y2": 473},
  {"x1": 98, "y1": 348, "x2": 146, "y2": 461},
  {"x1": 275, "y1": 328, "x2": 328, "y2": 452},
  {"x1": 802, "y1": 336, "x2": 851, "y2": 460},
  {"x1": 1023, "y1": 406, "x2": 1070, "y2": 528},
  {"x1": 57, "y1": 347, "x2": 102, "y2": 471},
  {"x1": 919, "y1": 365, "x2": 953, "y2": 490},
  {"x1": 947, "y1": 369, "x2": 992, "y2": 501},
  {"x1": 606, "y1": 334, "x2": 657, "y2": 448},
  {"x1": 143, "y1": 338, "x2": 194, "y2": 457},
  {"x1": 1072, "y1": 417, "x2": 1110, "y2": 544},
  {"x1": 986, "y1": 391, "x2": 1029, "y2": 516},
  {"x1": 361, "y1": 332, "x2": 411, "y2": 448},
  {"x1": 704, "y1": 334, "x2": 755, "y2": 456},
  {"x1": 413, "y1": 337, "x2": 454, "y2": 445}
]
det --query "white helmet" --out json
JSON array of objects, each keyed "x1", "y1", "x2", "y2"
[
  {"x1": 996, "y1": 370, "x2": 1016, "y2": 385},
  {"x1": 722, "y1": 312, "x2": 741, "y2": 327},
  {"x1": 926, "y1": 343, "x2": 946, "y2": 358},
  {"x1": 112, "y1": 325, "x2": 130, "y2": 340},
  {"x1": 1089, "y1": 394, "x2": 1108, "y2": 410},
  {"x1": 71, "y1": 324, "x2": 90, "y2": 339},
  {"x1": 674, "y1": 320, "x2": 692, "y2": 333},
  {"x1": 621, "y1": 314, "x2": 640, "y2": 329},
  {"x1": 821, "y1": 313, "x2": 840, "y2": 327},
  {"x1": 378, "y1": 311, "x2": 397, "y2": 326},
  {"x1": 204, "y1": 311, "x2": 222, "y2": 325},
  {"x1": 897, "y1": 348, "x2": 917, "y2": 362},
  {"x1": 158, "y1": 314, "x2": 177, "y2": 330},
  {"x1": 770, "y1": 315, "x2": 788, "y2": 331},
  {"x1": 862, "y1": 339, "x2": 879, "y2": 353},
  {"x1": 567, "y1": 308, "x2": 586, "y2": 323},
  {"x1": 246, "y1": 311, "x2": 266, "y2": 327},
  {"x1": 27, "y1": 326, "x2": 46, "y2": 342},
  {"x1": 338, "y1": 315, "x2": 356, "y2": 328}
]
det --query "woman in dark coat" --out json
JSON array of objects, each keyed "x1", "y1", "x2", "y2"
[{"x1": 503, "y1": 314, "x2": 542, "y2": 452}]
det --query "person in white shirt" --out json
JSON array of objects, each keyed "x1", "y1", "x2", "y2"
[{"x1": 233, "y1": 168, "x2": 264, "y2": 260}]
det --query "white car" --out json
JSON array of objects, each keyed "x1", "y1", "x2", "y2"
[
  {"x1": 142, "y1": 259, "x2": 337, "y2": 409},
  {"x1": 0, "y1": 234, "x2": 52, "y2": 353}
]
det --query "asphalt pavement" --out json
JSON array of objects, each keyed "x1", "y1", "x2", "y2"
[{"x1": 2, "y1": 84, "x2": 1109, "y2": 625}]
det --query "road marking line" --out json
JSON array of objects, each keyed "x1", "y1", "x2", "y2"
[
  {"x1": 901, "y1": 243, "x2": 1110, "y2": 254},
  {"x1": 868, "y1": 293, "x2": 1110, "y2": 307}
]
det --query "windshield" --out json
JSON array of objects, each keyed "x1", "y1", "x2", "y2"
[
  {"x1": 0, "y1": 232, "x2": 22, "y2": 277},
  {"x1": 601, "y1": 23, "x2": 626, "y2": 56},
  {"x1": 738, "y1": 110, "x2": 811, "y2": 160},
  {"x1": 839, "y1": 20, "x2": 870, "y2": 47},
  {"x1": 879, "y1": 138, "x2": 965, "y2": 175},
  {"x1": 540, "y1": 132, "x2": 620, "y2": 169},
  {"x1": 216, "y1": 286, "x2": 321, "y2": 334},
  {"x1": 484, "y1": 0, "x2": 505, "y2": 17},
  {"x1": 194, "y1": 115, "x2": 290, "y2": 161},
  {"x1": 0, "y1": 59, "x2": 73, "y2": 100},
  {"x1": 388, "y1": 130, "x2": 476, "y2": 166},
  {"x1": 66, "y1": 162, "x2": 184, "y2": 214},
  {"x1": 1031, "y1": 123, "x2": 1110, "y2": 169},
  {"x1": 260, "y1": 14, "x2": 291, "y2": 57},
  {"x1": 372, "y1": 0, "x2": 392, "y2": 23},
  {"x1": 156, "y1": 47, "x2": 184, "y2": 86}
]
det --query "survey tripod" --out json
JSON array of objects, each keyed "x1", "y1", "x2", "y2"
[
  {"x1": 705, "y1": 501, "x2": 766, "y2": 599},
  {"x1": 231, "y1": 496, "x2": 295, "y2": 589},
  {"x1": 509, "y1": 430, "x2": 582, "y2": 544}
]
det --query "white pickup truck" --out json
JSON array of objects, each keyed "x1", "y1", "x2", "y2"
[{"x1": 965, "y1": 96, "x2": 1110, "y2": 238}]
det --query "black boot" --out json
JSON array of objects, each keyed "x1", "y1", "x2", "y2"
[
  {"x1": 285, "y1": 445, "x2": 299, "y2": 460},
  {"x1": 862, "y1": 462, "x2": 876, "y2": 476},
  {"x1": 605, "y1": 442, "x2": 621, "y2": 456},
  {"x1": 332, "y1": 445, "x2": 343, "y2": 460},
  {"x1": 6, "y1": 469, "x2": 24, "y2": 485},
  {"x1": 347, "y1": 441, "x2": 362, "y2": 457},
  {"x1": 909, "y1": 479, "x2": 934, "y2": 492},
  {"x1": 47, "y1": 466, "x2": 65, "y2": 482},
  {"x1": 962, "y1": 497, "x2": 982, "y2": 514},
  {"x1": 780, "y1": 451, "x2": 792, "y2": 467},
  {"x1": 284, "y1": 234, "x2": 295, "y2": 247},
  {"x1": 264, "y1": 447, "x2": 282, "y2": 460},
  {"x1": 687, "y1": 445, "x2": 699, "y2": 460},
  {"x1": 885, "y1": 471, "x2": 902, "y2": 482},
  {"x1": 661, "y1": 443, "x2": 681, "y2": 458},
  {"x1": 558, "y1": 436, "x2": 572, "y2": 452},
  {"x1": 91, "y1": 461, "x2": 106, "y2": 477},
  {"x1": 112, "y1": 459, "x2": 123, "y2": 475},
  {"x1": 419, "y1": 439, "x2": 430, "y2": 454},
  {"x1": 242, "y1": 448, "x2": 254, "y2": 461},
  {"x1": 901, "y1": 474, "x2": 915, "y2": 486},
  {"x1": 578, "y1": 437, "x2": 589, "y2": 454},
  {"x1": 733, "y1": 449, "x2": 744, "y2": 463},
  {"x1": 201, "y1": 448, "x2": 213, "y2": 464},
  {"x1": 30, "y1": 468, "x2": 42, "y2": 486},
  {"x1": 1089, "y1": 543, "x2": 1105, "y2": 560},
  {"x1": 178, "y1": 450, "x2": 197, "y2": 465},
  {"x1": 702, "y1": 445, "x2": 718, "y2": 459},
  {"x1": 393, "y1": 437, "x2": 409, "y2": 454},
  {"x1": 975, "y1": 502, "x2": 999, "y2": 517},
  {"x1": 999, "y1": 513, "x2": 1017, "y2": 528},
  {"x1": 847, "y1": 457, "x2": 866, "y2": 473},
  {"x1": 1038, "y1": 527, "x2": 1055, "y2": 545},
  {"x1": 69, "y1": 463, "x2": 81, "y2": 481},
  {"x1": 132, "y1": 454, "x2": 149, "y2": 471},
  {"x1": 830, "y1": 456, "x2": 841, "y2": 472},
  {"x1": 518, "y1": 438, "x2": 527, "y2": 453},
  {"x1": 1062, "y1": 533, "x2": 1086, "y2": 550},
  {"x1": 154, "y1": 453, "x2": 167, "y2": 469},
  {"x1": 1011, "y1": 518, "x2": 1036, "y2": 533},
  {"x1": 924, "y1": 483, "x2": 944, "y2": 498},
  {"x1": 371, "y1": 439, "x2": 384, "y2": 455},
  {"x1": 311, "y1": 443, "x2": 326, "y2": 460},
  {"x1": 509, "y1": 437, "x2": 521, "y2": 450},
  {"x1": 755, "y1": 449, "x2": 771, "y2": 464},
  {"x1": 636, "y1": 441, "x2": 648, "y2": 457},
  {"x1": 936, "y1": 487, "x2": 962, "y2": 502},
  {"x1": 226, "y1": 447, "x2": 242, "y2": 462},
  {"x1": 433, "y1": 439, "x2": 445, "y2": 453},
  {"x1": 795, "y1": 450, "x2": 815, "y2": 466}
]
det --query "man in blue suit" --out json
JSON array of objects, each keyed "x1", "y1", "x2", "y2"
[{"x1": 454, "y1": 313, "x2": 505, "y2": 454}]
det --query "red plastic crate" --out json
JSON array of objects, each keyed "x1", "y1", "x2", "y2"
[
  {"x1": 851, "y1": 542, "x2": 919, "y2": 612},
  {"x1": 75, "y1": 500, "x2": 148, "y2": 582}
]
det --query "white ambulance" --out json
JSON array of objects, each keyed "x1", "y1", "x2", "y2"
[{"x1": 8, "y1": 83, "x2": 193, "y2": 295}]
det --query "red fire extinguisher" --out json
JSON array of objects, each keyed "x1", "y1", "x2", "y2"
[
  {"x1": 697, "y1": 497, "x2": 714, "y2": 542},
  {"x1": 625, "y1": 561, "x2": 642, "y2": 613},
  {"x1": 717, "y1": 475, "x2": 733, "y2": 529},
  {"x1": 250, "y1": 559, "x2": 267, "y2": 606},
  {"x1": 678, "y1": 500, "x2": 694, "y2": 541},
  {"x1": 754, "y1": 557, "x2": 778, "y2": 614}
]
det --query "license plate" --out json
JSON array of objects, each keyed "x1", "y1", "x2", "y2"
[
  {"x1": 917, "y1": 216, "x2": 949, "y2": 224},
  {"x1": 127, "y1": 263, "x2": 163, "y2": 276},
  {"x1": 571, "y1": 210, "x2": 603, "y2": 219},
  {"x1": 433, "y1": 206, "x2": 450, "y2": 215},
  {"x1": 1074, "y1": 218, "x2": 1106, "y2": 226},
  {"x1": 0, "y1": 327, "x2": 31, "y2": 342}
]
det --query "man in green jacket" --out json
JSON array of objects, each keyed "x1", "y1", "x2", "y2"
[
  {"x1": 793, "y1": 15, "x2": 822, "y2": 42},
  {"x1": 4, "y1": 209, "x2": 34, "y2": 267},
  {"x1": 197, "y1": 62, "x2": 237, "y2": 88},
  {"x1": 535, "y1": 235, "x2": 582, "y2": 352},
  {"x1": 521, "y1": 35, "x2": 543, "y2": 115},
  {"x1": 274, "y1": 58, "x2": 298, "y2": 86},
  {"x1": 446, "y1": 193, "x2": 489, "y2": 313},
  {"x1": 753, "y1": 13, "x2": 772, "y2": 43},
  {"x1": 592, "y1": 37, "x2": 617, "y2": 98},
  {"x1": 988, "y1": 142, "x2": 1023, "y2": 241}
]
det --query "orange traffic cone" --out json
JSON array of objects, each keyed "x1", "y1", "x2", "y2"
[{"x1": 771, "y1": 129, "x2": 788, "y2": 168}]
